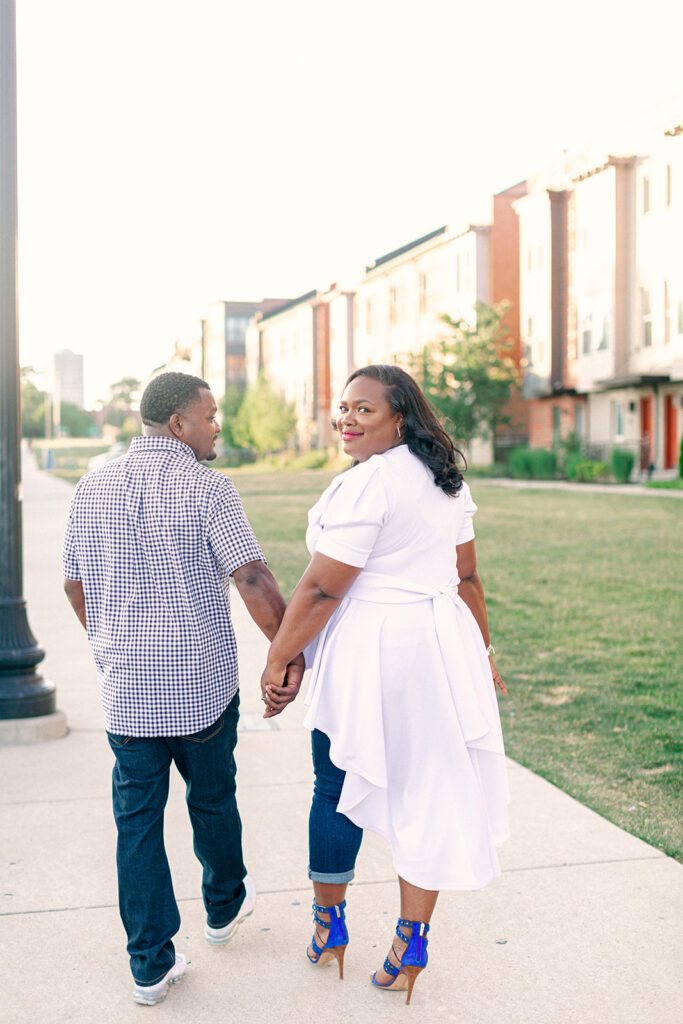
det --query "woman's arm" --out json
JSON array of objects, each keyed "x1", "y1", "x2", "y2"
[
  {"x1": 456, "y1": 539, "x2": 507, "y2": 695},
  {"x1": 261, "y1": 551, "x2": 362, "y2": 716}
]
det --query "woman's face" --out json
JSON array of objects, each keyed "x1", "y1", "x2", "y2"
[{"x1": 336, "y1": 376, "x2": 403, "y2": 462}]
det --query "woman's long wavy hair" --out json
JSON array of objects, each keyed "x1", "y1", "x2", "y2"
[{"x1": 344, "y1": 364, "x2": 465, "y2": 496}]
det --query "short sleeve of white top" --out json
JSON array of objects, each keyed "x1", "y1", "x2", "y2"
[
  {"x1": 309, "y1": 453, "x2": 478, "y2": 570},
  {"x1": 456, "y1": 483, "x2": 477, "y2": 545},
  {"x1": 312, "y1": 461, "x2": 389, "y2": 568}
]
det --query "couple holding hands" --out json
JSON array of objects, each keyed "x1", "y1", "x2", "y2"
[{"x1": 63, "y1": 366, "x2": 508, "y2": 1006}]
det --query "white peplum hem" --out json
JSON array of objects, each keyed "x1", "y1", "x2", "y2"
[{"x1": 303, "y1": 570, "x2": 510, "y2": 892}]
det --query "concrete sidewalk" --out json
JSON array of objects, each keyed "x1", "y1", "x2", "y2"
[
  {"x1": 1, "y1": 455, "x2": 681, "y2": 1024},
  {"x1": 473, "y1": 477, "x2": 683, "y2": 498}
]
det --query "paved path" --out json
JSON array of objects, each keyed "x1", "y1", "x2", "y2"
[
  {"x1": 474, "y1": 477, "x2": 683, "y2": 498},
  {"x1": 1, "y1": 453, "x2": 682, "y2": 1023}
]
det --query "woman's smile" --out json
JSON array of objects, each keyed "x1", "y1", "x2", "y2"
[{"x1": 336, "y1": 377, "x2": 402, "y2": 461}]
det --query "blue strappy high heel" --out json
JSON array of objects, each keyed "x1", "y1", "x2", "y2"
[
  {"x1": 371, "y1": 918, "x2": 430, "y2": 1004},
  {"x1": 306, "y1": 899, "x2": 348, "y2": 978}
]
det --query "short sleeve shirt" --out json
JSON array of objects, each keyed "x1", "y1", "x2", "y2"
[
  {"x1": 306, "y1": 446, "x2": 477, "y2": 581},
  {"x1": 62, "y1": 436, "x2": 265, "y2": 736}
]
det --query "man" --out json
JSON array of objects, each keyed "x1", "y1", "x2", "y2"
[{"x1": 63, "y1": 372, "x2": 302, "y2": 1005}]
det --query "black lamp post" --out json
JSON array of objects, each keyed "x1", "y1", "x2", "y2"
[{"x1": 0, "y1": 0, "x2": 56, "y2": 721}]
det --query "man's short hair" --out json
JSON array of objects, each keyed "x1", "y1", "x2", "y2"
[{"x1": 140, "y1": 372, "x2": 211, "y2": 425}]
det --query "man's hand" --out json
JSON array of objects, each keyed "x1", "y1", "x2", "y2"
[{"x1": 261, "y1": 653, "x2": 305, "y2": 718}]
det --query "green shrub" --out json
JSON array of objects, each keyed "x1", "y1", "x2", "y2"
[
  {"x1": 528, "y1": 448, "x2": 557, "y2": 479},
  {"x1": 566, "y1": 455, "x2": 608, "y2": 482},
  {"x1": 611, "y1": 447, "x2": 635, "y2": 483},
  {"x1": 679, "y1": 433, "x2": 683, "y2": 479},
  {"x1": 508, "y1": 447, "x2": 533, "y2": 479},
  {"x1": 286, "y1": 449, "x2": 330, "y2": 471}
]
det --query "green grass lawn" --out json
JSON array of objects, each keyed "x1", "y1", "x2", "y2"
[{"x1": 229, "y1": 468, "x2": 683, "y2": 861}]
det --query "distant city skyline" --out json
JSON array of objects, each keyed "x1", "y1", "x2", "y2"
[{"x1": 14, "y1": 0, "x2": 683, "y2": 406}]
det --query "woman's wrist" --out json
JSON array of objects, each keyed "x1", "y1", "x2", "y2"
[{"x1": 266, "y1": 650, "x2": 289, "y2": 676}]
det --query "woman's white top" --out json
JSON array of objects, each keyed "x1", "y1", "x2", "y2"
[{"x1": 303, "y1": 444, "x2": 509, "y2": 891}]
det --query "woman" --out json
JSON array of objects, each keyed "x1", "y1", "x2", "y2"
[{"x1": 260, "y1": 364, "x2": 508, "y2": 1004}]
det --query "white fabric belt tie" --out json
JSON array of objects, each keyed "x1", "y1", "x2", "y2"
[
  {"x1": 347, "y1": 570, "x2": 459, "y2": 605},
  {"x1": 343, "y1": 571, "x2": 490, "y2": 743}
]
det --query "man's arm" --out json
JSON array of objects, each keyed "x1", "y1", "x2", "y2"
[
  {"x1": 232, "y1": 560, "x2": 288, "y2": 639},
  {"x1": 64, "y1": 578, "x2": 86, "y2": 629},
  {"x1": 232, "y1": 560, "x2": 305, "y2": 709}
]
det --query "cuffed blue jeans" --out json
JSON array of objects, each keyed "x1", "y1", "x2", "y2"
[
  {"x1": 308, "y1": 729, "x2": 363, "y2": 884},
  {"x1": 107, "y1": 692, "x2": 246, "y2": 985}
]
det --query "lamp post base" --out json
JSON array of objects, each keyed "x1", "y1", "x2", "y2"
[
  {"x1": 0, "y1": 709, "x2": 67, "y2": 745},
  {"x1": 0, "y1": 598, "x2": 59, "y2": 721}
]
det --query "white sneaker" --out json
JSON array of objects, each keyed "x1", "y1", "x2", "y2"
[
  {"x1": 204, "y1": 875, "x2": 256, "y2": 945},
  {"x1": 133, "y1": 953, "x2": 186, "y2": 1005}
]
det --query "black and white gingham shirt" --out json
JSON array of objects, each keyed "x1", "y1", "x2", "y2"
[{"x1": 62, "y1": 435, "x2": 265, "y2": 736}]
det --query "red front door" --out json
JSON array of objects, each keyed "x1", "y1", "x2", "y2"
[
  {"x1": 664, "y1": 394, "x2": 678, "y2": 469},
  {"x1": 640, "y1": 397, "x2": 653, "y2": 470}
]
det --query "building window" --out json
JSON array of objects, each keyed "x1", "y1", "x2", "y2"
[
  {"x1": 575, "y1": 403, "x2": 583, "y2": 440},
  {"x1": 664, "y1": 281, "x2": 671, "y2": 344},
  {"x1": 389, "y1": 286, "x2": 408, "y2": 327},
  {"x1": 643, "y1": 176, "x2": 651, "y2": 214},
  {"x1": 552, "y1": 405, "x2": 561, "y2": 442},
  {"x1": 641, "y1": 288, "x2": 652, "y2": 346},
  {"x1": 582, "y1": 315, "x2": 592, "y2": 355},
  {"x1": 389, "y1": 287, "x2": 397, "y2": 326},
  {"x1": 365, "y1": 298, "x2": 373, "y2": 334},
  {"x1": 598, "y1": 315, "x2": 610, "y2": 350},
  {"x1": 527, "y1": 316, "x2": 533, "y2": 338},
  {"x1": 419, "y1": 273, "x2": 427, "y2": 315},
  {"x1": 666, "y1": 164, "x2": 672, "y2": 208},
  {"x1": 678, "y1": 300, "x2": 683, "y2": 336},
  {"x1": 615, "y1": 403, "x2": 624, "y2": 438}
]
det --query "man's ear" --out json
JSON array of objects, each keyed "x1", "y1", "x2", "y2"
[{"x1": 169, "y1": 412, "x2": 183, "y2": 439}]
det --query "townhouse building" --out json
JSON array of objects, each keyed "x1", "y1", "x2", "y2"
[
  {"x1": 354, "y1": 225, "x2": 490, "y2": 371},
  {"x1": 202, "y1": 300, "x2": 262, "y2": 404},
  {"x1": 559, "y1": 132, "x2": 683, "y2": 474},
  {"x1": 514, "y1": 171, "x2": 585, "y2": 449},
  {"x1": 351, "y1": 224, "x2": 497, "y2": 463},
  {"x1": 325, "y1": 285, "x2": 355, "y2": 413},
  {"x1": 568, "y1": 155, "x2": 639, "y2": 459},
  {"x1": 631, "y1": 124, "x2": 683, "y2": 470},
  {"x1": 246, "y1": 290, "x2": 329, "y2": 450},
  {"x1": 489, "y1": 181, "x2": 530, "y2": 449}
]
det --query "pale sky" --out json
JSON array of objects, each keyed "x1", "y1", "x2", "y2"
[{"x1": 15, "y1": 0, "x2": 683, "y2": 406}]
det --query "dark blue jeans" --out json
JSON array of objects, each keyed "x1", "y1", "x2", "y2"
[
  {"x1": 308, "y1": 729, "x2": 363, "y2": 884},
  {"x1": 107, "y1": 693, "x2": 246, "y2": 985}
]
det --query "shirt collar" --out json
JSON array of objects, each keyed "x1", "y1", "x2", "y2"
[{"x1": 128, "y1": 435, "x2": 198, "y2": 462}]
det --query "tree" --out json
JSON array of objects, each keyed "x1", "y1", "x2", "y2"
[
  {"x1": 20, "y1": 370, "x2": 46, "y2": 438},
  {"x1": 102, "y1": 377, "x2": 141, "y2": 427},
  {"x1": 220, "y1": 383, "x2": 247, "y2": 449},
  {"x1": 59, "y1": 401, "x2": 98, "y2": 438},
  {"x1": 410, "y1": 302, "x2": 519, "y2": 446},
  {"x1": 232, "y1": 375, "x2": 296, "y2": 455}
]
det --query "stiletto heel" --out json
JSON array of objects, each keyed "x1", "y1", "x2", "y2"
[
  {"x1": 306, "y1": 899, "x2": 348, "y2": 979},
  {"x1": 371, "y1": 918, "x2": 430, "y2": 1004},
  {"x1": 403, "y1": 965, "x2": 422, "y2": 1005}
]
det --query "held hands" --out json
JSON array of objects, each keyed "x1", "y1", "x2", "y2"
[
  {"x1": 489, "y1": 656, "x2": 507, "y2": 696},
  {"x1": 261, "y1": 652, "x2": 305, "y2": 719}
]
